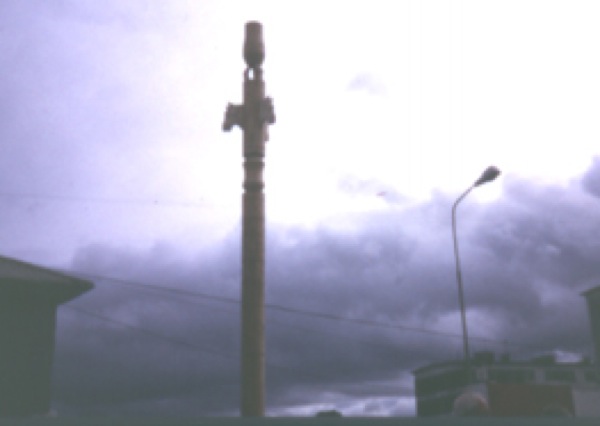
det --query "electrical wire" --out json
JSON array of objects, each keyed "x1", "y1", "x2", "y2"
[
  {"x1": 0, "y1": 191, "x2": 208, "y2": 209},
  {"x1": 64, "y1": 305, "x2": 232, "y2": 359},
  {"x1": 0, "y1": 195, "x2": 530, "y2": 349},
  {"x1": 63, "y1": 269, "x2": 521, "y2": 348},
  {"x1": 63, "y1": 304, "x2": 341, "y2": 380}
]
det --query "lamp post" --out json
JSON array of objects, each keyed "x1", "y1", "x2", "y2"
[
  {"x1": 222, "y1": 22, "x2": 275, "y2": 417},
  {"x1": 452, "y1": 166, "x2": 500, "y2": 384}
]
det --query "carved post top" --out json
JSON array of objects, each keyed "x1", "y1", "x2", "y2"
[
  {"x1": 223, "y1": 22, "x2": 274, "y2": 139},
  {"x1": 244, "y1": 21, "x2": 264, "y2": 70}
]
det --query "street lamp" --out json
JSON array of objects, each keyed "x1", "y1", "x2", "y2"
[{"x1": 452, "y1": 166, "x2": 500, "y2": 384}]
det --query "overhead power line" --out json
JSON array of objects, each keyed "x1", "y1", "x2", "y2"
[
  {"x1": 0, "y1": 191, "x2": 208, "y2": 209},
  {"x1": 64, "y1": 305, "x2": 336, "y2": 380},
  {"x1": 65, "y1": 305, "x2": 231, "y2": 358},
  {"x1": 64, "y1": 270, "x2": 519, "y2": 347}
]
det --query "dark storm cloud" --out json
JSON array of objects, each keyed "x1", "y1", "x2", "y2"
[
  {"x1": 54, "y1": 215, "x2": 456, "y2": 415},
  {"x1": 52, "y1": 164, "x2": 600, "y2": 416},
  {"x1": 55, "y1": 240, "x2": 242, "y2": 415},
  {"x1": 449, "y1": 177, "x2": 600, "y2": 358}
]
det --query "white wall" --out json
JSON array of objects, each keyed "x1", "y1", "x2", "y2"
[{"x1": 572, "y1": 388, "x2": 600, "y2": 417}]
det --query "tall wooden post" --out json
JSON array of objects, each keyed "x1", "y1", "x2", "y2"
[{"x1": 223, "y1": 21, "x2": 275, "y2": 417}]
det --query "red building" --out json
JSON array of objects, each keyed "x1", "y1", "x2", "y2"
[
  {"x1": 414, "y1": 285, "x2": 600, "y2": 417},
  {"x1": 413, "y1": 353, "x2": 600, "y2": 417}
]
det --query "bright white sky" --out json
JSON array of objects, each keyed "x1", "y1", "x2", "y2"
[
  {"x1": 209, "y1": 0, "x2": 600, "y2": 226},
  {"x1": 3, "y1": 0, "x2": 600, "y2": 264}
]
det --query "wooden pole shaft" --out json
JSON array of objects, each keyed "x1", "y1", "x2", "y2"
[
  {"x1": 223, "y1": 22, "x2": 274, "y2": 417},
  {"x1": 241, "y1": 65, "x2": 266, "y2": 417}
]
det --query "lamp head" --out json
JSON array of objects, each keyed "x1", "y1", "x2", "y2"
[
  {"x1": 474, "y1": 166, "x2": 501, "y2": 187},
  {"x1": 243, "y1": 21, "x2": 264, "y2": 69}
]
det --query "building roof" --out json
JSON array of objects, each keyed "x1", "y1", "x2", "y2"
[
  {"x1": 413, "y1": 359, "x2": 465, "y2": 376},
  {"x1": 413, "y1": 355, "x2": 596, "y2": 376},
  {"x1": 582, "y1": 285, "x2": 600, "y2": 299},
  {"x1": 0, "y1": 255, "x2": 93, "y2": 304}
]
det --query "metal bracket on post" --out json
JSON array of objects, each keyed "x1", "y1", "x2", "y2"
[
  {"x1": 259, "y1": 98, "x2": 275, "y2": 124},
  {"x1": 259, "y1": 97, "x2": 275, "y2": 141},
  {"x1": 222, "y1": 98, "x2": 275, "y2": 137},
  {"x1": 222, "y1": 103, "x2": 245, "y2": 132}
]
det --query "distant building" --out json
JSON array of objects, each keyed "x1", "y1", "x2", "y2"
[
  {"x1": 583, "y1": 286, "x2": 600, "y2": 363},
  {"x1": 413, "y1": 285, "x2": 600, "y2": 417},
  {"x1": 413, "y1": 352, "x2": 600, "y2": 416},
  {"x1": 0, "y1": 256, "x2": 92, "y2": 417}
]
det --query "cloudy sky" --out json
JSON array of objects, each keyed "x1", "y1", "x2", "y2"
[{"x1": 3, "y1": 0, "x2": 600, "y2": 417}]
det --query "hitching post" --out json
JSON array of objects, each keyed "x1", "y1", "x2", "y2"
[{"x1": 222, "y1": 22, "x2": 275, "y2": 417}]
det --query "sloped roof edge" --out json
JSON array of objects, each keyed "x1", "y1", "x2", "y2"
[{"x1": 0, "y1": 255, "x2": 93, "y2": 304}]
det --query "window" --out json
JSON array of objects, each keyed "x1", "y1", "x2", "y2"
[
  {"x1": 544, "y1": 369, "x2": 576, "y2": 383},
  {"x1": 416, "y1": 369, "x2": 468, "y2": 396},
  {"x1": 489, "y1": 368, "x2": 534, "y2": 383},
  {"x1": 584, "y1": 371, "x2": 600, "y2": 384}
]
